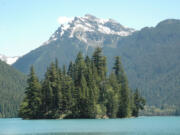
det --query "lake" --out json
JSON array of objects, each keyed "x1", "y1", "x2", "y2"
[{"x1": 0, "y1": 116, "x2": 179, "y2": 135}]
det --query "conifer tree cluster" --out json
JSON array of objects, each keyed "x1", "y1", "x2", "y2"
[{"x1": 19, "y1": 47, "x2": 145, "y2": 119}]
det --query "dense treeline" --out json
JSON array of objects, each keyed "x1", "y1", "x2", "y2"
[
  {"x1": 0, "y1": 60, "x2": 26, "y2": 118},
  {"x1": 140, "y1": 105, "x2": 178, "y2": 116},
  {"x1": 19, "y1": 48, "x2": 145, "y2": 119}
]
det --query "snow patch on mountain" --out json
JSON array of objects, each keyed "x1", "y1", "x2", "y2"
[
  {"x1": 98, "y1": 25, "x2": 112, "y2": 34},
  {"x1": 70, "y1": 24, "x2": 94, "y2": 38},
  {"x1": 0, "y1": 54, "x2": 19, "y2": 65},
  {"x1": 59, "y1": 14, "x2": 134, "y2": 37}
]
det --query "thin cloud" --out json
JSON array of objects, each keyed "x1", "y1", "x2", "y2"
[{"x1": 57, "y1": 16, "x2": 74, "y2": 25}]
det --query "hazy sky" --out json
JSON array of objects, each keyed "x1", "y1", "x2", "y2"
[{"x1": 0, "y1": 0, "x2": 180, "y2": 56}]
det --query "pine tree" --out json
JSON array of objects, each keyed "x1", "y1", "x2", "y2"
[
  {"x1": 92, "y1": 47, "x2": 106, "y2": 80},
  {"x1": 106, "y1": 88, "x2": 118, "y2": 118},
  {"x1": 41, "y1": 63, "x2": 61, "y2": 118},
  {"x1": 74, "y1": 52, "x2": 86, "y2": 86},
  {"x1": 19, "y1": 66, "x2": 41, "y2": 119},
  {"x1": 78, "y1": 73, "x2": 89, "y2": 118},
  {"x1": 85, "y1": 56, "x2": 99, "y2": 102},
  {"x1": 113, "y1": 56, "x2": 131, "y2": 118},
  {"x1": 62, "y1": 65, "x2": 66, "y2": 76},
  {"x1": 106, "y1": 73, "x2": 120, "y2": 118},
  {"x1": 41, "y1": 71, "x2": 53, "y2": 118},
  {"x1": 92, "y1": 48, "x2": 107, "y2": 117},
  {"x1": 132, "y1": 88, "x2": 146, "y2": 117},
  {"x1": 67, "y1": 61, "x2": 75, "y2": 79},
  {"x1": 84, "y1": 60, "x2": 97, "y2": 118},
  {"x1": 50, "y1": 63, "x2": 60, "y2": 110},
  {"x1": 87, "y1": 86, "x2": 97, "y2": 118},
  {"x1": 61, "y1": 74, "x2": 74, "y2": 114},
  {"x1": 70, "y1": 52, "x2": 86, "y2": 118}
]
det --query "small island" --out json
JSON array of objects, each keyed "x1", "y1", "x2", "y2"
[{"x1": 19, "y1": 47, "x2": 145, "y2": 119}]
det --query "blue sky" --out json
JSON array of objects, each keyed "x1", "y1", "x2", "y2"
[{"x1": 0, "y1": 0, "x2": 180, "y2": 56}]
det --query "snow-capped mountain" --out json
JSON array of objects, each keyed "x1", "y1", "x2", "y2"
[
  {"x1": 13, "y1": 14, "x2": 136, "y2": 77},
  {"x1": 44, "y1": 14, "x2": 135, "y2": 48},
  {"x1": 0, "y1": 54, "x2": 19, "y2": 65}
]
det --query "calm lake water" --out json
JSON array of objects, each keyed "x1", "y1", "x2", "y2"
[{"x1": 0, "y1": 116, "x2": 180, "y2": 135}]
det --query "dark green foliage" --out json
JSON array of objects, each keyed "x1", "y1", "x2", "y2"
[
  {"x1": 132, "y1": 89, "x2": 146, "y2": 117},
  {"x1": 106, "y1": 73, "x2": 119, "y2": 118},
  {"x1": 19, "y1": 48, "x2": 145, "y2": 119},
  {"x1": 19, "y1": 66, "x2": 41, "y2": 119},
  {"x1": 61, "y1": 75, "x2": 74, "y2": 113},
  {"x1": 92, "y1": 47, "x2": 107, "y2": 80},
  {"x1": 0, "y1": 60, "x2": 26, "y2": 118},
  {"x1": 113, "y1": 56, "x2": 131, "y2": 118}
]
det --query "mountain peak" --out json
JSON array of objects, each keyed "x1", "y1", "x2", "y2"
[
  {"x1": 156, "y1": 19, "x2": 180, "y2": 27},
  {"x1": 44, "y1": 14, "x2": 135, "y2": 46}
]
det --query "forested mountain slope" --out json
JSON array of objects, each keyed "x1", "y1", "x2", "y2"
[
  {"x1": 114, "y1": 19, "x2": 180, "y2": 106},
  {"x1": 0, "y1": 60, "x2": 26, "y2": 117}
]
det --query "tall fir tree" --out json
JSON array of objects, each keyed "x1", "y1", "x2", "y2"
[
  {"x1": 92, "y1": 47, "x2": 107, "y2": 80},
  {"x1": 41, "y1": 63, "x2": 61, "y2": 118},
  {"x1": 132, "y1": 88, "x2": 146, "y2": 117},
  {"x1": 19, "y1": 66, "x2": 41, "y2": 119},
  {"x1": 41, "y1": 69, "x2": 53, "y2": 118},
  {"x1": 61, "y1": 74, "x2": 74, "y2": 114},
  {"x1": 106, "y1": 73, "x2": 120, "y2": 118},
  {"x1": 67, "y1": 61, "x2": 75, "y2": 79},
  {"x1": 113, "y1": 56, "x2": 131, "y2": 118}
]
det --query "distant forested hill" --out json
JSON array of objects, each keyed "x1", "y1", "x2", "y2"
[
  {"x1": 0, "y1": 60, "x2": 26, "y2": 117},
  {"x1": 114, "y1": 19, "x2": 180, "y2": 106}
]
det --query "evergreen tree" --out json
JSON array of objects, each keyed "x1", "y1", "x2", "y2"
[
  {"x1": 113, "y1": 56, "x2": 131, "y2": 118},
  {"x1": 41, "y1": 70, "x2": 53, "y2": 118},
  {"x1": 106, "y1": 88, "x2": 118, "y2": 118},
  {"x1": 106, "y1": 73, "x2": 120, "y2": 118},
  {"x1": 84, "y1": 60, "x2": 97, "y2": 118},
  {"x1": 86, "y1": 86, "x2": 97, "y2": 118},
  {"x1": 74, "y1": 52, "x2": 86, "y2": 86},
  {"x1": 71, "y1": 52, "x2": 86, "y2": 118},
  {"x1": 132, "y1": 88, "x2": 146, "y2": 117},
  {"x1": 67, "y1": 61, "x2": 75, "y2": 79},
  {"x1": 62, "y1": 65, "x2": 66, "y2": 76},
  {"x1": 92, "y1": 47, "x2": 106, "y2": 80},
  {"x1": 92, "y1": 48, "x2": 107, "y2": 116},
  {"x1": 61, "y1": 74, "x2": 74, "y2": 114},
  {"x1": 41, "y1": 63, "x2": 61, "y2": 118},
  {"x1": 49, "y1": 63, "x2": 60, "y2": 110},
  {"x1": 78, "y1": 73, "x2": 89, "y2": 118},
  {"x1": 85, "y1": 56, "x2": 99, "y2": 102},
  {"x1": 19, "y1": 66, "x2": 41, "y2": 119}
]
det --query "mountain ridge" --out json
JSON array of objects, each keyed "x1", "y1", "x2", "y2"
[{"x1": 43, "y1": 14, "x2": 135, "y2": 47}]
